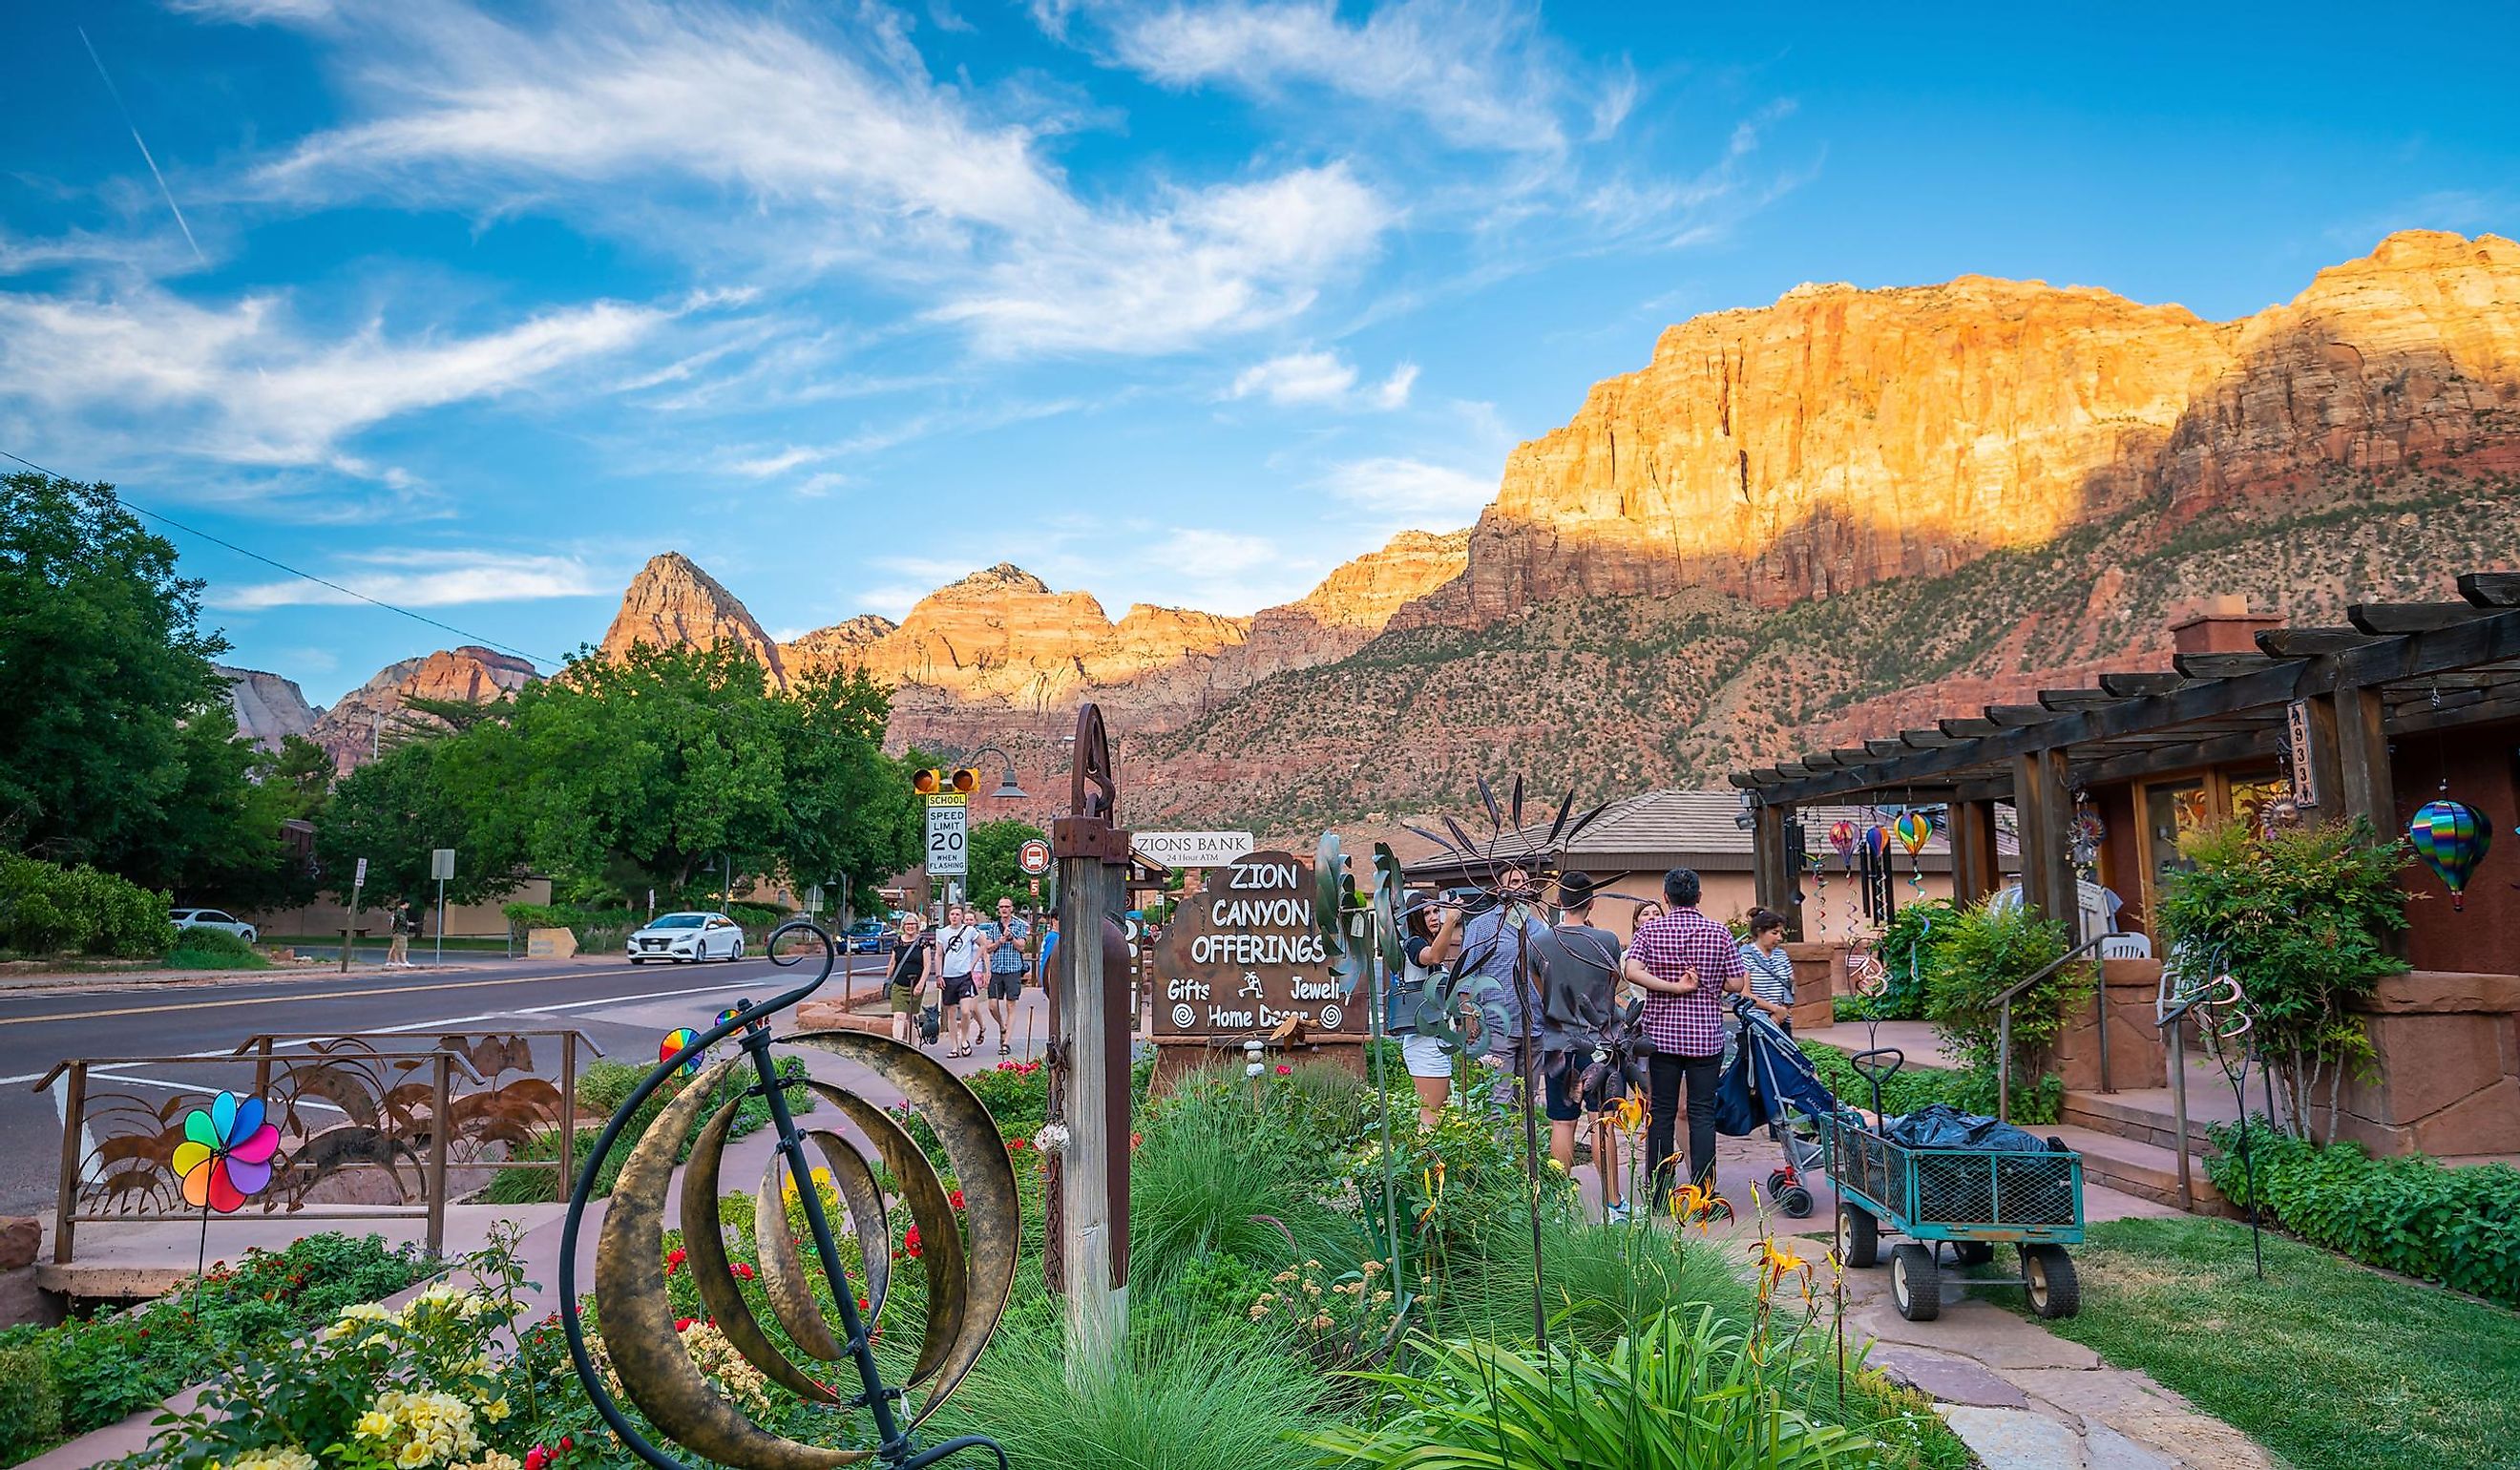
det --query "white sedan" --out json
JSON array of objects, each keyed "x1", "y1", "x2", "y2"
[
  {"x1": 626, "y1": 912, "x2": 746, "y2": 964},
  {"x1": 171, "y1": 908, "x2": 258, "y2": 945}
]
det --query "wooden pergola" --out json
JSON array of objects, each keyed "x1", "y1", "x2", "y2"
[{"x1": 1726, "y1": 572, "x2": 2520, "y2": 929}]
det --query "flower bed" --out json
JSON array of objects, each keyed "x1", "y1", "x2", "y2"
[
  {"x1": 2206, "y1": 1121, "x2": 2520, "y2": 1306},
  {"x1": 114, "y1": 1054, "x2": 1974, "y2": 1469},
  {"x1": 0, "y1": 1233, "x2": 430, "y2": 1467}
]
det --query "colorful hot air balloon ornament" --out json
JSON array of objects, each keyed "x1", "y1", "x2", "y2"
[
  {"x1": 2407, "y1": 799, "x2": 2490, "y2": 911},
  {"x1": 1892, "y1": 809, "x2": 1933, "y2": 901},
  {"x1": 1862, "y1": 823, "x2": 1892, "y2": 864}
]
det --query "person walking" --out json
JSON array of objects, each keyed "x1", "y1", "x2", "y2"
[
  {"x1": 1535, "y1": 872, "x2": 1630, "y2": 1220},
  {"x1": 1391, "y1": 896, "x2": 1464, "y2": 1129},
  {"x1": 936, "y1": 903, "x2": 984, "y2": 1058},
  {"x1": 980, "y1": 896, "x2": 1031, "y2": 1057},
  {"x1": 386, "y1": 897, "x2": 415, "y2": 968},
  {"x1": 1623, "y1": 868, "x2": 1747, "y2": 1214},
  {"x1": 886, "y1": 914, "x2": 939, "y2": 1046},
  {"x1": 1738, "y1": 908, "x2": 1796, "y2": 1035}
]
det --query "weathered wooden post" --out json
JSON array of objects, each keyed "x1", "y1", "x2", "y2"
[{"x1": 1049, "y1": 702, "x2": 1131, "y2": 1369}]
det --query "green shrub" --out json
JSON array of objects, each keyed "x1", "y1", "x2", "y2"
[
  {"x1": 1922, "y1": 897, "x2": 2088, "y2": 1120},
  {"x1": 1856, "y1": 898, "x2": 1956, "y2": 1021},
  {"x1": 2205, "y1": 1121, "x2": 2520, "y2": 1306},
  {"x1": 0, "y1": 1342, "x2": 61, "y2": 1466},
  {"x1": 0, "y1": 855, "x2": 173, "y2": 957},
  {"x1": 163, "y1": 926, "x2": 269, "y2": 970},
  {"x1": 1794, "y1": 1042, "x2": 2062, "y2": 1125},
  {"x1": 1302, "y1": 1306, "x2": 1875, "y2": 1468},
  {"x1": 2160, "y1": 820, "x2": 2408, "y2": 1140}
]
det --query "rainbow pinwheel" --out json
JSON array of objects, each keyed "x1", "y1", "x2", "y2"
[
  {"x1": 173, "y1": 1092, "x2": 280, "y2": 1214},
  {"x1": 2408, "y1": 799, "x2": 2490, "y2": 911},
  {"x1": 1827, "y1": 820, "x2": 1858, "y2": 860},
  {"x1": 1892, "y1": 809, "x2": 1933, "y2": 858},
  {"x1": 662, "y1": 1027, "x2": 704, "y2": 1078}
]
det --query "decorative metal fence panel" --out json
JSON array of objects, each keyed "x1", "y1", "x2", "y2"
[{"x1": 38, "y1": 1029, "x2": 599, "y2": 1265}]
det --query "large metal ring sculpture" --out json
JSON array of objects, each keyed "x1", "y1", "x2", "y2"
[{"x1": 558, "y1": 921, "x2": 1018, "y2": 1470}]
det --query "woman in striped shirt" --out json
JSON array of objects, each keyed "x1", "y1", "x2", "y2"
[{"x1": 1737, "y1": 907, "x2": 1796, "y2": 1034}]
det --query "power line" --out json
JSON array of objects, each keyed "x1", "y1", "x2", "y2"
[{"x1": 1, "y1": 448, "x2": 565, "y2": 667}]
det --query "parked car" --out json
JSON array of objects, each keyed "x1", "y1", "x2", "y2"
[
  {"x1": 626, "y1": 912, "x2": 746, "y2": 964},
  {"x1": 844, "y1": 918, "x2": 897, "y2": 954},
  {"x1": 170, "y1": 908, "x2": 257, "y2": 945}
]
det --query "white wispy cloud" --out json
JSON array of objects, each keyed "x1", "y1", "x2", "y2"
[
  {"x1": 1229, "y1": 347, "x2": 1415, "y2": 408},
  {"x1": 0, "y1": 283, "x2": 668, "y2": 471},
  {"x1": 243, "y1": 1, "x2": 1392, "y2": 358},
  {"x1": 1091, "y1": 0, "x2": 1577, "y2": 154},
  {"x1": 1320, "y1": 455, "x2": 1494, "y2": 521},
  {"x1": 210, "y1": 550, "x2": 605, "y2": 610}
]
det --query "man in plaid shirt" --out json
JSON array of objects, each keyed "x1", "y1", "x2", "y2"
[{"x1": 1623, "y1": 868, "x2": 1747, "y2": 1204}]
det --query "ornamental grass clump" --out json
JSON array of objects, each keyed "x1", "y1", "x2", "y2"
[{"x1": 1302, "y1": 1306, "x2": 1874, "y2": 1470}]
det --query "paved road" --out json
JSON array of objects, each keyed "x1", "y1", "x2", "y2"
[{"x1": 0, "y1": 949, "x2": 901, "y2": 1218}]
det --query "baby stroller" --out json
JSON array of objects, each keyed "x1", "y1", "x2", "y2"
[{"x1": 1714, "y1": 995, "x2": 1843, "y2": 1218}]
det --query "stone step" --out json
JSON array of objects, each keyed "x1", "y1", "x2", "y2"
[
  {"x1": 2061, "y1": 1091, "x2": 2217, "y2": 1151},
  {"x1": 2045, "y1": 1124, "x2": 2232, "y2": 1215}
]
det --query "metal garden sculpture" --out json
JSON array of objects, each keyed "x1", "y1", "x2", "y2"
[
  {"x1": 1393, "y1": 778, "x2": 1610, "y2": 1347},
  {"x1": 558, "y1": 924, "x2": 1019, "y2": 1470}
]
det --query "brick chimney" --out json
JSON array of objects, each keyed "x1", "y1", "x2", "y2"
[{"x1": 2169, "y1": 595, "x2": 2283, "y2": 656}]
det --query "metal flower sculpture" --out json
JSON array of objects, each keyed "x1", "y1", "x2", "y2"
[
  {"x1": 560, "y1": 925, "x2": 1018, "y2": 1470},
  {"x1": 1395, "y1": 777, "x2": 1610, "y2": 1350}
]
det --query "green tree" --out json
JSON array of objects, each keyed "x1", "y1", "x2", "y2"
[
  {"x1": 270, "y1": 734, "x2": 335, "y2": 822},
  {"x1": 769, "y1": 668, "x2": 925, "y2": 899},
  {"x1": 963, "y1": 817, "x2": 1049, "y2": 911},
  {"x1": 316, "y1": 739, "x2": 529, "y2": 908},
  {"x1": 0, "y1": 473, "x2": 231, "y2": 868}
]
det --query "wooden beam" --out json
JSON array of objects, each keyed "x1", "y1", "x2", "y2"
[
  {"x1": 1798, "y1": 752, "x2": 1845, "y2": 768},
  {"x1": 2012, "y1": 748, "x2": 2078, "y2": 932},
  {"x1": 1728, "y1": 770, "x2": 1759, "y2": 788},
  {"x1": 2257, "y1": 626, "x2": 2384, "y2": 657},
  {"x1": 1900, "y1": 729, "x2": 1960, "y2": 748},
  {"x1": 2391, "y1": 688, "x2": 2520, "y2": 735},
  {"x1": 2457, "y1": 571, "x2": 2520, "y2": 608},
  {"x1": 2097, "y1": 672, "x2": 2190, "y2": 697},
  {"x1": 1753, "y1": 803, "x2": 1797, "y2": 940},
  {"x1": 1938, "y1": 718, "x2": 2001, "y2": 738},
  {"x1": 1833, "y1": 747, "x2": 1876, "y2": 765},
  {"x1": 1947, "y1": 799, "x2": 2002, "y2": 906},
  {"x1": 1865, "y1": 740, "x2": 1908, "y2": 757},
  {"x1": 2347, "y1": 601, "x2": 2487, "y2": 635},
  {"x1": 2070, "y1": 727, "x2": 2282, "y2": 789},
  {"x1": 1746, "y1": 767, "x2": 1786, "y2": 786},
  {"x1": 2036, "y1": 689, "x2": 2119, "y2": 710},
  {"x1": 2172, "y1": 651, "x2": 2294, "y2": 679},
  {"x1": 1985, "y1": 704, "x2": 2063, "y2": 726}
]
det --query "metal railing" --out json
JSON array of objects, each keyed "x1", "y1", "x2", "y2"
[{"x1": 1993, "y1": 934, "x2": 2110, "y2": 1124}]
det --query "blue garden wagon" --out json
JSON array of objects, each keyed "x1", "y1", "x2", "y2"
[{"x1": 1820, "y1": 1094, "x2": 2088, "y2": 1321}]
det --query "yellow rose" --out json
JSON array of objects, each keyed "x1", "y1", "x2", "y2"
[{"x1": 481, "y1": 1396, "x2": 512, "y2": 1423}]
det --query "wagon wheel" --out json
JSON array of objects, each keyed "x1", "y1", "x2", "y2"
[
  {"x1": 2023, "y1": 1244, "x2": 2080, "y2": 1319},
  {"x1": 1835, "y1": 1203, "x2": 1879, "y2": 1270},
  {"x1": 1891, "y1": 1242, "x2": 1941, "y2": 1321}
]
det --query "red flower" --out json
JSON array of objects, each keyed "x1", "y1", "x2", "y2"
[
  {"x1": 559, "y1": 1438, "x2": 574, "y2": 1454},
  {"x1": 526, "y1": 1447, "x2": 550, "y2": 1470},
  {"x1": 664, "y1": 1247, "x2": 686, "y2": 1275},
  {"x1": 903, "y1": 1226, "x2": 924, "y2": 1258},
  {"x1": 947, "y1": 1190, "x2": 965, "y2": 1210},
  {"x1": 1007, "y1": 1137, "x2": 1027, "y2": 1151},
  {"x1": 855, "y1": 1298, "x2": 869, "y2": 1312},
  {"x1": 730, "y1": 1262, "x2": 756, "y2": 1281},
  {"x1": 1274, "y1": 1063, "x2": 1292, "y2": 1076},
  {"x1": 674, "y1": 1316, "x2": 696, "y2": 1333},
  {"x1": 1130, "y1": 1131, "x2": 1143, "y2": 1150}
]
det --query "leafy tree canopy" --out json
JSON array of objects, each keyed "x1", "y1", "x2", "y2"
[{"x1": 962, "y1": 817, "x2": 1050, "y2": 912}]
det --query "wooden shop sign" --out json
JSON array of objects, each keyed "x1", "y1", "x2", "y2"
[{"x1": 1148, "y1": 850, "x2": 1363, "y2": 1040}]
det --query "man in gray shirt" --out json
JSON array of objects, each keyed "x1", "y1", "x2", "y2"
[
  {"x1": 1533, "y1": 872, "x2": 1629, "y2": 1220},
  {"x1": 1456, "y1": 869, "x2": 1551, "y2": 1110}
]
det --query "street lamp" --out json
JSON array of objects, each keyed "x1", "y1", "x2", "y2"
[{"x1": 967, "y1": 744, "x2": 1027, "y2": 799}]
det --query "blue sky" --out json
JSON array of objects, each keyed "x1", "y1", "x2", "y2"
[{"x1": 3, "y1": 2, "x2": 2513, "y2": 704}]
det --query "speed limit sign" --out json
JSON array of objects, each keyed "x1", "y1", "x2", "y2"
[{"x1": 1018, "y1": 838, "x2": 1051, "y2": 874}]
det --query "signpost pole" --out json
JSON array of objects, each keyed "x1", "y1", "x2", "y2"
[
  {"x1": 340, "y1": 857, "x2": 368, "y2": 975},
  {"x1": 430, "y1": 848, "x2": 454, "y2": 968},
  {"x1": 1051, "y1": 703, "x2": 1131, "y2": 1376}
]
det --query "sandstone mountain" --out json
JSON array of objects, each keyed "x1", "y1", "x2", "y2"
[
  {"x1": 272, "y1": 231, "x2": 2520, "y2": 830},
  {"x1": 216, "y1": 665, "x2": 321, "y2": 752},
  {"x1": 601, "y1": 552, "x2": 790, "y2": 688},
  {"x1": 307, "y1": 646, "x2": 540, "y2": 773},
  {"x1": 1403, "y1": 229, "x2": 2520, "y2": 627}
]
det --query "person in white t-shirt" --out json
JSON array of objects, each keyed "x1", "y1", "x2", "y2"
[{"x1": 935, "y1": 904, "x2": 985, "y2": 1057}]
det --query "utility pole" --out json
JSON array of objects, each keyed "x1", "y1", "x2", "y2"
[{"x1": 1050, "y1": 702, "x2": 1131, "y2": 1374}]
